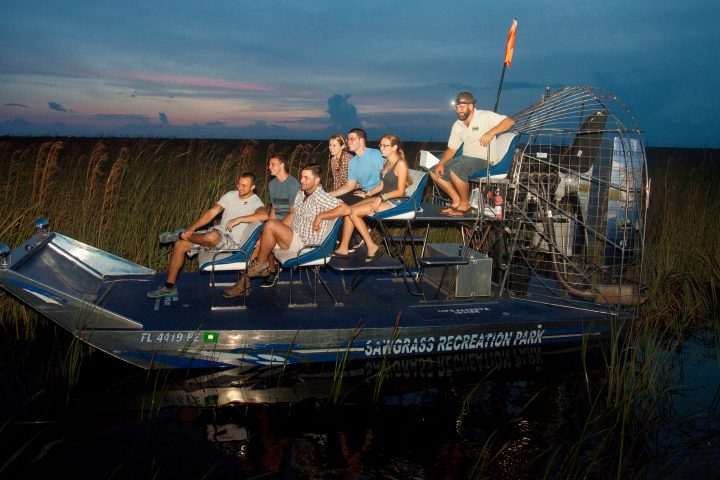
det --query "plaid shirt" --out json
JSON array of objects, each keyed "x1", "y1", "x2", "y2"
[
  {"x1": 330, "y1": 151, "x2": 353, "y2": 191},
  {"x1": 290, "y1": 186, "x2": 341, "y2": 245}
]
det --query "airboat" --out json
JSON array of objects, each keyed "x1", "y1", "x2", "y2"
[{"x1": 0, "y1": 86, "x2": 648, "y2": 370}]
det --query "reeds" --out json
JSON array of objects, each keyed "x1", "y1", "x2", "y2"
[
  {"x1": 1, "y1": 140, "x2": 716, "y2": 338},
  {"x1": 98, "y1": 146, "x2": 128, "y2": 237},
  {"x1": 0, "y1": 138, "x2": 717, "y2": 477},
  {"x1": 81, "y1": 141, "x2": 108, "y2": 224},
  {"x1": 641, "y1": 149, "x2": 720, "y2": 335}
]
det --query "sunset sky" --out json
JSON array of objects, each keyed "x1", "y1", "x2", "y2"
[{"x1": 1, "y1": 0, "x2": 718, "y2": 147}]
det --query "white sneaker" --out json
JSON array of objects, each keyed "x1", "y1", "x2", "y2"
[
  {"x1": 159, "y1": 228, "x2": 185, "y2": 244},
  {"x1": 147, "y1": 285, "x2": 178, "y2": 298}
]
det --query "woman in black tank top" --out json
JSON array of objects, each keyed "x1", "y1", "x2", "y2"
[{"x1": 333, "y1": 134, "x2": 410, "y2": 262}]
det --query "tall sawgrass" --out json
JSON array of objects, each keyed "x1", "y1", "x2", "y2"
[
  {"x1": 1, "y1": 140, "x2": 717, "y2": 336},
  {"x1": 2, "y1": 140, "x2": 718, "y2": 341},
  {"x1": 0, "y1": 139, "x2": 301, "y2": 324},
  {"x1": 641, "y1": 148, "x2": 720, "y2": 336},
  {"x1": 0, "y1": 137, "x2": 437, "y2": 328}
]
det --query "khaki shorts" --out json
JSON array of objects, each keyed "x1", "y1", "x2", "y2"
[
  {"x1": 209, "y1": 225, "x2": 242, "y2": 250},
  {"x1": 272, "y1": 231, "x2": 306, "y2": 263}
]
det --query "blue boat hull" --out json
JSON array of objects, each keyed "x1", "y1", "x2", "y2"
[{"x1": 0, "y1": 232, "x2": 626, "y2": 369}]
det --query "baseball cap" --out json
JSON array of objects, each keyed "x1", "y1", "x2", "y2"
[{"x1": 454, "y1": 92, "x2": 476, "y2": 105}]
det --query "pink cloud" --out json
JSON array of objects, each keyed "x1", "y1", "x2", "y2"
[{"x1": 122, "y1": 71, "x2": 273, "y2": 92}]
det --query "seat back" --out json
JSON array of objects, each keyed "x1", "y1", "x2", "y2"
[
  {"x1": 198, "y1": 221, "x2": 263, "y2": 271},
  {"x1": 279, "y1": 217, "x2": 342, "y2": 269},
  {"x1": 467, "y1": 132, "x2": 519, "y2": 182},
  {"x1": 371, "y1": 169, "x2": 428, "y2": 221}
]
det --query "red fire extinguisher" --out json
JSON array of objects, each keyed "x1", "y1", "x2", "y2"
[{"x1": 493, "y1": 190, "x2": 503, "y2": 219}]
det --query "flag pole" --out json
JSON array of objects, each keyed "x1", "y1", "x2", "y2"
[
  {"x1": 493, "y1": 19, "x2": 517, "y2": 112},
  {"x1": 493, "y1": 65, "x2": 507, "y2": 112}
]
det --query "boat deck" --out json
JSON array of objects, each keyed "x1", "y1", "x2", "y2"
[{"x1": 95, "y1": 246, "x2": 598, "y2": 335}]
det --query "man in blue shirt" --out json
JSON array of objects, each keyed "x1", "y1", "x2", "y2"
[
  {"x1": 329, "y1": 128, "x2": 383, "y2": 250},
  {"x1": 329, "y1": 128, "x2": 383, "y2": 205}
]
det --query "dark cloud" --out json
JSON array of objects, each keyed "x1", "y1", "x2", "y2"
[
  {"x1": 159, "y1": 112, "x2": 168, "y2": 124},
  {"x1": 326, "y1": 94, "x2": 360, "y2": 134},
  {"x1": 4, "y1": 103, "x2": 29, "y2": 108},
  {"x1": 48, "y1": 101, "x2": 68, "y2": 113},
  {"x1": 206, "y1": 121, "x2": 226, "y2": 127}
]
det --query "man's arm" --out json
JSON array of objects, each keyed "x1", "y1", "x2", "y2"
[
  {"x1": 281, "y1": 205, "x2": 295, "y2": 226},
  {"x1": 226, "y1": 207, "x2": 269, "y2": 232},
  {"x1": 480, "y1": 117, "x2": 516, "y2": 146},
  {"x1": 282, "y1": 209, "x2": 294, "y2": 226},
  {"x1": 312, "y1": 203, "x2": 351, "y2": 231},
  {"x1": 329, "y1": 179, "x2": 358, "y2": 197},
  {"x1": 181, "y1": 204, "x2": 224, "y2": 240},
  {"x1": 433, "y1": 147, "x2": 458, "y2": 178}
]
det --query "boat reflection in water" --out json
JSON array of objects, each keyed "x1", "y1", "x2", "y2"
[
  {"x1": 9, "y1": 329, "x2": 716, "y2": 478},
  {"x1": 149, "y1": 345, "x2": 602, "y2": 478},
  {"x1": 166, "y1": 345, "x2": 556, "y2": 408}
]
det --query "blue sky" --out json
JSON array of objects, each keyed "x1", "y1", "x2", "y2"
[{"x1": 1, "y1": 0, "x2": 718, "y2": 147}]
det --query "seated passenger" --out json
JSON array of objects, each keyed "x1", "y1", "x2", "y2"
[
  {"x1": 246, "y1": 163, "x2": 344, "y2": 278},
  {"x1": 429, "y1": 91, "x2": 515, "y2": 216},
  {"x1": 260, "y1": 153, "x2": 301, "y2": 288},
  {"x1": 329, "y1": 128, "x2": 384, "y2": 250},
  {"x1": 328, "y1": 133, "x2": 353, "y2": 191},
  {"x1": 148, "y1": 172, "x2": 268, "y2": 298},
  {"x1": 328, "y1": 133, "x2": 409, "y2": 263}
]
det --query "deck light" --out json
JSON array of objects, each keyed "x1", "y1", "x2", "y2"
[
  {"x1": 0, "y1": 243, "x2": 9, "y2": 269},
  {"x1": 34, "y1": 217, "x2": 49, "y2": 236}
]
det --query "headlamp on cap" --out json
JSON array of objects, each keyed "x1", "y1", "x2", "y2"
[{"x1": 451, "y1": 92, "x2": 475, "y2": 108}]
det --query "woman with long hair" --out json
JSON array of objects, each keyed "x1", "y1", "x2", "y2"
[
  {"x1": 328, "y1": 134, "x2": 353, "y2": 191},
  {"x1": 333, "y1": 133, "x2": 410, "y2": 262}
]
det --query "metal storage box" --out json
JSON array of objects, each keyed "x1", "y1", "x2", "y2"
[{"x1": 424, "y1": 243, "x2": 493, "y2": 297}]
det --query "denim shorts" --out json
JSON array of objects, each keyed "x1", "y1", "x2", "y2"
[{"x1": 431, "y1": 155, "x2": 488, "y2": 181}]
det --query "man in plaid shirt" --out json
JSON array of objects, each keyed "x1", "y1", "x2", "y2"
[{"x1": 247, "y1": 163, "x2": 348, "y2": 277}]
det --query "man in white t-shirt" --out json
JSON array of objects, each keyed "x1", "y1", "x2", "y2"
[
  {"x1": 429, "y1": 91, "x2": 515, "y2": 216},
  {"x1": 148, "y1": 172, "x2": 268, "y2": 298}
]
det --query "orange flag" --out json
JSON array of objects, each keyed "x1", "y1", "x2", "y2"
[{"x1": 504, "y1": 19, "x2": 517, "y2": 67}]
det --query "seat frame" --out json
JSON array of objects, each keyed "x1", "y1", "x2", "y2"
[
  {"x1": 198, "y1": 221, "x2": 263, "y2": 310},
  {"x1": 368, "y1": 169, "x2": 429, "y2": 297},
  {"x1": 280, "y1": 217, "x2": 344, "y2": 308}
]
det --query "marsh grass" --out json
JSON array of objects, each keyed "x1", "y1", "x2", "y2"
[
  {"x1": 141, "y1": 367, "x2": 176, "y2": 420},
  {"x1": 371, "y1": 314, "x2": 401, "y2": 403},
  {"x1": 330, "y1": 323, "x2": 365, "y2": 404},
  {"x1": 460, "y1": 330, "x2": 683, "y2": 478},
  {"x1": 0, "y1": 389, "x2": 50, "y2": 475},
  {"x1": 0, "y1": 139, "x2": 718, "y2": 476},
  {"x1": 641, "y1": 149, "x2": 720, "y2": 334}
]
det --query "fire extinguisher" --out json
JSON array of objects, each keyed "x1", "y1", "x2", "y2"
[{"x1": 493, "y1": 190, "x2": 503, "y2": 219}]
